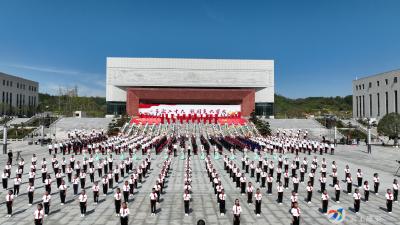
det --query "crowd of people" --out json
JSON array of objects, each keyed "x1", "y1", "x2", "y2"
[{"x1": 1, "y1": 126, "x2": 399, "y2": 225}]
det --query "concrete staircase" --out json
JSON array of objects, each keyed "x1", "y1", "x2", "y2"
[{"x1": 264, "y1": 118, "x2": 343, "y2": 141}]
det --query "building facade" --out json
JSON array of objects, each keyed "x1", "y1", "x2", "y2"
[
  {"x1": 106, "y1": 57, "x2": 274, "y2": 117},
  {"x1": 0, "y1": 72, "x2": 39, "y2": 116},
  {"x1": 352, "y1": 69, "x2": 400, "y2": 120}
]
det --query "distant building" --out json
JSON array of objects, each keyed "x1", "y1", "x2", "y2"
[
  {"x1": 352, "y1": 69, "x2": 400, "y2": 120},
  {"x1": 74, "y1": 111, "x2": 86, "y2": 118},
  {"x1": 0, "y1": 72, "x2": 39, "y2": 116}
]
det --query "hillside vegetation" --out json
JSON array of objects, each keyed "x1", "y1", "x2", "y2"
[
  {"x1": 36, "y1": 93, "x2": 353, "y2": 119},
  {"x1": 274, "y1": 94, "x2": 352, "y2": 118},
  {"x1": 38, "y1": 93, "x2": 106, "y2": 117}
]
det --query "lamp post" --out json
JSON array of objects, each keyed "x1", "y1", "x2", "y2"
[
  {"x1": 2, "y1": 122, "x2": 7, "y2": 154},
  {"x1": 367, "y1": 118, "x2": 372, "y2": 154},
  {"x1": 40, "y1": 106, "x2": 49, "y2": 146},
  {"x1": 334, "y1": 125, "x2": 337, "y2": 146}
]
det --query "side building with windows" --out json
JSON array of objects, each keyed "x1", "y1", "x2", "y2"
[
  {"x1": 352, "y1": 69, "x2": 400, "y2": 120},
  {"x1": 0, "y1": 72, "x2": 39, "y2": 116}
]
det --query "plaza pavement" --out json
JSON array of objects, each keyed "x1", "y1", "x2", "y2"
[{"x1": 0, "y1": 141, "x2": 400, "y2": 225}]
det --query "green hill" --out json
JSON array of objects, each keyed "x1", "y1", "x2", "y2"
[
  {"x1": 274, "y1": 94, "x2": 352, "y2": 118},
  {"x1": 38, "y1": 93, "x2": 106, "y2": 117},
  {"x1": 36, "y1": 93, "x2": 352, "y2": 119}
]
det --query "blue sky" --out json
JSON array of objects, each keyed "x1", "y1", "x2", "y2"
[{"x1": 0, "y1": 0, "x2": 399, "y2": 98}]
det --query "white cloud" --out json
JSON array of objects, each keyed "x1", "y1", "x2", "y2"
[
  {"x1": 8, "y1": 63, "x2": 104, "y2": 79},
  {"x1": 9, "y1": 64, "x2": 83, "y2": 75}
]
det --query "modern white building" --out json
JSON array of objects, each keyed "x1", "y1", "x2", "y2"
[
  {"x1": 352, "y1": 69, "x2": 400, "y2": 120},
  {"x1": 106, "y1": 57, "x2": 274, "y2": 117},
  {"x1": 0, "y1": 72, "x2": 39, "y2": 116}
]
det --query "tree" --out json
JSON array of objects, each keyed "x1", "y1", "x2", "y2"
[
  {"x1": 249, "y1": 110, "x2": 271, "y2": 136},
  {"x1": 377, "y1": 113, "x2": 400, "y2": 145}
]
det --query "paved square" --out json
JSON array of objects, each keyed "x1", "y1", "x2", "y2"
[{"x1": 1, "y1": 138, "x2": 400, "y2": 225}]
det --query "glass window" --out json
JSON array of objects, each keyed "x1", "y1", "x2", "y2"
[
  {"x1": 255, "y1": 103, "x2": 274, "y2": 117},
  {"x1": 394, "y1": 77, "x2": 398, "y2": 83},
  {"x1": 377, "y1": 81, "x2": 380, "y2": 86}
]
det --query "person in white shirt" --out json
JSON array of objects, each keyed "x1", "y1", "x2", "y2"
[
  {"x1": 344, "y1": 165, "x2": 350, "y2": 178},
  {"x1": 2, "y1": 169, "x2": 9, "y2": 189},
  {"x1": 59, "y1": 180, "x2": 67, "y2": 205},
  {"x1": 254, "y1": 188, "x2": 262, "y2": 216},
  {"x1": 120, "y1": 202, "x2": 129, "y2": 225},
  {"x1": 293, "y1": 175, "x2": 299, "y2": 193},
  {"x1": 27, "y1": 182, "x2": 35, "y2": 205},
  {"x1": 267, "y1": 173, "x2": 274, "y2": 195},
  {"x1": 42, "y1": 191, "x2": 51, "y2": 216},
  {"x1": 72, "y1": 175, "x2": 79, "y2": 195},
  {"x1": 319, "y1": 174, "x2": 327, "y2": 193},
  {"x1": 150, "y1": 188, "x2": 158, "y2": 216},
  {"x1": 44, "y1": 175, "x2": 52, "y2": 194},
  {"x1": 277, "y1": 182, "x2": 284, "y2": 204},
  {"x1": 5, "y1": 190, "x2": 13, "y2": 217},
  {"x1": 353, "y1": 188, "x2": 361, "y2": 213},
  {"x1": 232, "y1": 199, "x2": 241, "y2": 225},
  {"x1": 283, "y1": 169, "x2": 290, "y2": 189},
  {"x1": 79, "y1": 190, "x2": 88, "y2": 217},
  {"x1": 183, "y1": 189, "x2": 191, "y2": 216},
  {"x1": 255, "y1": 166, "x2": 262, "y2": 183},
  {"x1": 356, "y1": 169, "x2": 363, "y2": 187},
  {"x1": 114, "y1": 188, "x2": 122, "y2": 216},
  {"x1": 321, "y1": 190, "x2": 329, "y2": 214},
  {"x1": 66, "y1": 165, "x2": 73, "y2": 183},
  {"x1": 261, "y1": 170, "x2": 267, "y2": 188},
  {"x1": 48, "y1": 144, "x2": 53, "y2": 155},
  {"x1": 363, "y1": 181, "x2": 370, "y2": 202},
  {"x1": 246, "y1": 182, "x2": 254, "y2": 205},
  {"x1": 373, "y1": 173, "x2": 380, "y2": 195},
  {"x1": 102, "y1": 175, "x2": 109, "y2": 196},
  {"x1": 13, "y1": 174, "x2": 22, "y2": 196},
  {"x1": 346, "y1": 174, "x2": 353, "y2": 194},
  {"x1": 219, "y1": 189, "x2": 226, "y2": 215},
  {"x1": 290, "y1": 191, "x2": 298, "y2": 208},
  {"x1": 334, "y1": 180, "x2": 341, "y2": 203},
  {"x1": 306, "y1": 181, "x2": 313, "y2": 203},
  {"x1": 34, "y1": 203, "x2": 44, "y2": 225},
  {"x1": 122, "y1": 181, "x2": 130, "y2": 203},
  {"x1": 386, "y1": 189, "x2": 394, "y2": 213},
  {"x1": 92, "y1": 181, "x2": 100, "y2": 204},
  {"x1": 290, "y1": 202, "x2": 301, "y2": 225},
  {"x1": 27, "y1": 168, "x2": 36, "y2": 185},
  {"x1": 392, "y1": 179, "x2": 398, "y2": 202}
]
